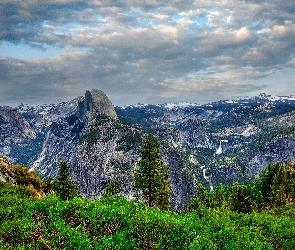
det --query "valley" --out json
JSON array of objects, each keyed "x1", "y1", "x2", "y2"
[{"x1": 2, "y1": 90, "x2": 295, "y2": 209}]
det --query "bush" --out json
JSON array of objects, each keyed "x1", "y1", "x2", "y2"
[{"x1": 1, "y1": 183, "x2": 295, "y2": 249}]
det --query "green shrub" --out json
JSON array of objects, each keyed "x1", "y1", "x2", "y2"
[{"x1": 1, "y1": 183, "x2": 295, "y2": 249}]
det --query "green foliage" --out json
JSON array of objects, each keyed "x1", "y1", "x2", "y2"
[
  {"x1": 188, "y1": 162, "x2": 295, "y2": 214},
  {"x1": 228, "y1": 183, "x2": 256, "y2": 213},
  {"x1": 188, "y1": 184, "x2": 210, "y2": 210},
  {"x1": 80, "y1": 127, "x2": 101, "y2": 145},
  {"x1": 115, "y1": 130, "x2": 143, "y2": 152},
  {"x1": 134, "y1": 133, "x2": 172, "y2": 210},
  {"x1": 253, "y1": 162, "x2": 295, "y2": 208},
  {"x1": 187, "y1": 183, "x2": 228, "y2": 212},
  {"x1": 103, "y1": 181, "x2": 122, "y2": 197},
  {"x1": 0, "y1": 182, "x2": 32, "y2": 199},
  {"x1": 53, "y1": 160, "x2": 81, "y2": 200},
  {"x1": 210, "y1": 183, "x2": 227, "y2": 208},
  {"x1": 2, "y1": 182, "x2": 295, "y2": 249},
  {"x1": 43, "y1": 175, "x2": 54, "y2": 195}
]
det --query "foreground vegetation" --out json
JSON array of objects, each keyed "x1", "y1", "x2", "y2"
[
  {"x1": 1, "y1": 181, "x2": 295, "y2": 250},
  {"x1": 1, "y1": 134, "x2": 295, "y2": 249}
]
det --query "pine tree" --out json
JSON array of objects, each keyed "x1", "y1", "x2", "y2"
[
  {"x1": 103, "y1": 181, "x2": 122, "y2": 197},
  {"x1": 270, "y1": 163, "x2": 288, "y2": 207},
  {"x1": 134, "y1": 133, "x2": 172, "y2": 209},
  {"x1": 229, "y1": 183, "x2": 255, "y2": 213},
  {"x1": 53, "y1": 160, "x2": 80, "y2": 200},
  {"x1": 187, "y1": 183, "x2": 209, "y2": 210},
  {"x1": 196, "y1": 183, "x2": 209, "y2": 205},
  {"x1": 211, "y1": 183, "x2": 227, "y2": 208}
]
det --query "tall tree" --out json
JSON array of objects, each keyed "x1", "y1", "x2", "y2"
[
  {"x1": 134, "y1": 133, "x2": 172, "y2": 209},
  {"x1": 211, "y1": 183, "x2": 227, "y2": 208},
  {"x1": 229, "y1": 183, "x2": 255, "y2": 213},
  {"x1": 53, "y1": 160, "x2": 80, "y2": 200}
]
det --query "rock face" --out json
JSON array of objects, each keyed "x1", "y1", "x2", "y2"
[
  {"x1": 244, "y1": 137, "x2": 295, "y2": 177},
  {"x1": 0, "y1": 107, "x2": 38, "y2": 164},
  {"x1": 162, "y1": 150, "x2": 196, "y2": 211},
  {"x1": 0, "y1": 155, "x2": 16, "y2": 183},
  {"x1": 27, "y1": 89, "x2": 195, "y2": 210},
  {"x1": 78, "y1": 89, "x2": 118, "y2": 120},
  {"x1": 0, "y1": 106, "x2": 35, "y2": 144}
]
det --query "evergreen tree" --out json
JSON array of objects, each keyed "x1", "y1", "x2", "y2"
[
  {"x1": 187, "y1": 183, "x2": 209, "y2": 210},
  {"x1": 229, "y1": 183, "x2": 255, "y2": 213},
  {"x1": 103, "y1": 181, "x2": 122, "y2": 197},
  {"x1": 270, "y1": 163, "x2": 288, "y2": 207},
  {"x1": 43, "y1": 176, "x2": 54, "y2": 195},
  {"x1": 134, "y1": 133, "x2": 172, "y2": 209},
  {"x1": 253, "y1": 162, "x2": 292, "y2": 208},
  {"x1": 53, "y1": 160, "x2": 80, "y2": 200},
  {"x1": 211, "y1": 183, "x2": 227, "y2": 208},
  {"x1": 287, "y1": 162, "x2": 295, "y2": 202},
  {"x1": 252, "y1": 163, "x2": 278, "y2": 206},
  {"x1": 196, "y1": 183, "x2": 209, "y2": 204}
]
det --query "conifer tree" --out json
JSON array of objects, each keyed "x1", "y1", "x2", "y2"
[
  {"x1": 134, "y1": 133, "x2": 172, "y2": 209},
  {"x1": 229, "y1": 183, "x2": 255, "y2": 213},
  {"x1": 270, "y1": 163, "x2": 288, "y2": 207},
  {"x1": 53, "y1": 160, "x2": 80, "y2": 200},
  {"x1": 187, "y1": 183, "x2": 210, "y2": 210},
  {"x1": 211, "y1": 183, "x2": 227, "y2": 208},
  {"x1": 103, "y1": 181, "x2": 122, "y2": 197}
]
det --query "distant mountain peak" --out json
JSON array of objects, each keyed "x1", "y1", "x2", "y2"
[{"x1": 79, "y1": 89, "x2": 118, "y2": 120}]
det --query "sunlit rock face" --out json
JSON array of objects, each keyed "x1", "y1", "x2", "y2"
[{"x1": 78, "y1": 89, "x2": 118, "y2": 120}]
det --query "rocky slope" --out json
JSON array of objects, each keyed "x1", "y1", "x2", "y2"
[
  {"x1": 8, "y1": 89, "x2": 194, "y2": 210},
  {"x1": 116, "y1": 94, "x2": 295, "y2": 188},
  {"x1": 0, "y1": 106, "x2": 36, "y2": 144}
]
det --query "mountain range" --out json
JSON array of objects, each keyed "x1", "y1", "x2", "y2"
[{"x1": 1, "y1": 90, "x2": 295, "y2": 210}]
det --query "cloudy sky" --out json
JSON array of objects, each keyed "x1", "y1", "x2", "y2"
[{"x1": 1, "y1": 0, "x2": 295, "y2": 107}]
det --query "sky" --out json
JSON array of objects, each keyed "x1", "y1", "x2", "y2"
[{"x1": 0, "y1": 0, "x2": 295, "y2": 107}]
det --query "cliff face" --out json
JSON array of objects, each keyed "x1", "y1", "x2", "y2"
[
  {"x1": 78, "y1": 89, "x2": 118, "y2": 120},
  {"x1": 0, "y1": 107, "x2": 38, "y2": 164},
  {"x1": 28, "y1": 89, "x2": 195, "y2": 210},
  {"x1": 0, "y1": 106, "x2": 35, "y2": 144},
  {"x1": 244, "y1": 137, "x2": 295, "y2": 177}
]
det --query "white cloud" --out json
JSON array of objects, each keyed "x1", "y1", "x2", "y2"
[{"x1": 1, "y1": 0, "x2": 295, "y2": 106}]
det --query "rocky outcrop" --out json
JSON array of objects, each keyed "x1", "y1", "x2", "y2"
[
  {"x1": 162, "y1": 150, "x2": 196, "y2": 211},
  {"x1": 244, "y1": 137, "x2": 295, "y2": 177},
  {"x1": 78, "y1": 89, "x2": 118, "y2": 120},
  {"x1": 0, "y1": 155, "x2": 16, "y2": 183}
]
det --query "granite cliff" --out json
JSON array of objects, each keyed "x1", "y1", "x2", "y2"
[{"x1": 16, "y1": 89, "x2": 194, "y2": 210}]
